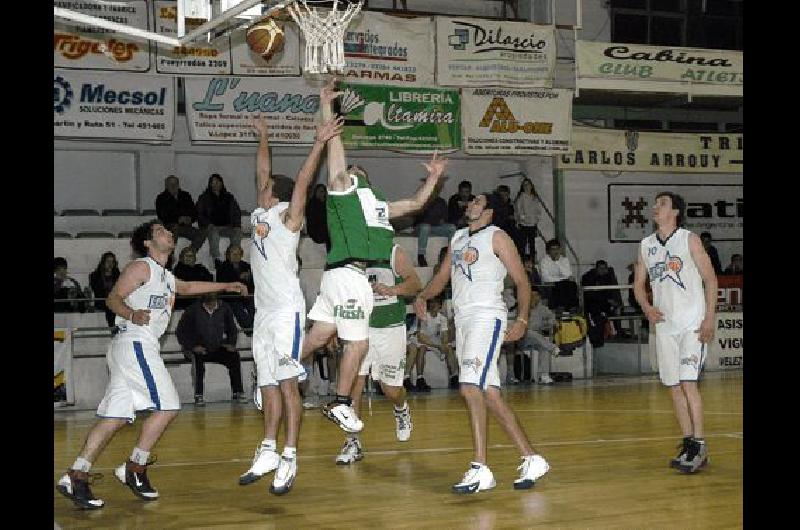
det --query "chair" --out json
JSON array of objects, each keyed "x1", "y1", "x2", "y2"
[
  {"x1": 54, "y1": 231, "x2": 73, "y2": 239},
  {"x1": 76, "y1": 231, "x2": 116, "y2": 238},
  {"x1": 61, "y1": 209, "x2": 100, "y2": 216},
  {"x1": 102, "y1": 209, "x2": 138, "y2": 216}
]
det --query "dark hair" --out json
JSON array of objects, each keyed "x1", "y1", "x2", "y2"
[
  {"x1": 54, "y1": 257, "x2": 68, "y2": 271},
  {"x1": 131, "y1": 220, "x2": 161, "y2": 258},
  {"x1": 546, "y1": 239, "x2": 561, "y2": 252},
  {"x1": 731, "y1": 253, "x2": 742, "y2": 260},
  {"x1": 655, "y1": 191, "x2": 685, "y2": 227},
  {"x1": 93, "y1": 252, "x2": 120, "y2": 278},
  {"x1": 515, "y1": 177, "x2": 535, "y2": 201},
  {"x1": 207, "y1": 173, "x2": 226, "y2": 193},
  {"x1": 497, "y1": 184, "x2": 510, "y2": 194},
  {"x1": 700, "y1": 231, "x2": 712, "y2": 240},
  {"x1": 272, "y1": 175, "x2": 295, "y2": 202},
  {"x1": 595, "y1": 260, "x2": 608, "y2": 268},
  {"x1": 458, "y1": 180, "x2": 472, "y2": 190}
]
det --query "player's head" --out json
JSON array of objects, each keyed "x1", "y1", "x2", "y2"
[
  {"x1": 132, "y1": 220, "x2": 175, "y2": 258},
  {"x1": 653, "y1": 191, "x2": 685, "y2": 228},
  {"x1": 54, "y1": 257, "x2": 68, "y2": 279},
  {"x1": 467, "y1": 192, "x2": 500, "y2": 224},
  {"x1": 260, "y1": 174, "x2": 294, "y2": 209},
  {"x1": 428, "y1": 297, "x2": 442, "y2": 314},
  {"x1": 546, "y1": 239, "x2": 562, "y2": 259}
]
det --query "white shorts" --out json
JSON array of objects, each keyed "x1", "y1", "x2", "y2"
[
  {"x1": 655, "y1": 326, "x2": 707, "y2": 387},
  {"x1": 308, "y1": 266, "x2": 374, "y2": 341},
  {"x1": 359, "y1": 325, "x2": 407, "y2": 386},
  {"x1": 455, "y1": 315, "x2": 507, "y2": 390},
  {"x1": 253, "y1": 310, "x2": 307, "y2": 387},
  {"x1": 96, "y1": 337, "x2": 180, "y2": 423}
]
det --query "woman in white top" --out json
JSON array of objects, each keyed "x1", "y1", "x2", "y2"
[{"x1": 513, "y1": 178, "x2": 542, "y2": 261}]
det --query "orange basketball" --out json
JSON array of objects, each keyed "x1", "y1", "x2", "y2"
[{"x1": 246, "y1": 18, "x2": 285, "y2": 61}]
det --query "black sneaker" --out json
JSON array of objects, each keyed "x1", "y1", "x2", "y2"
[
  {"x1": 403, "y1": 378, "x2": 415, "y2": 393},
  {"x1": 416, "y1": 377, "x2": 431, "y2": 392},
  {"x1": 677, "y1": 439, "x2": 709, "y2": 474},
  {"x1": 670, "y1": 437, "x2": 692, "y2": 469},
  {"x1": 56, "y1": 470, "x2": 104, "y2": 510},
  {"x1": 449, "y1": 375, "x2": 459, "y2": 389},
  {"x1": 115, "y1": 460, "x2": 159, "y2": 500},
  {"x1": 418, "y1": 255, "x2": 428, "y2": 267}
]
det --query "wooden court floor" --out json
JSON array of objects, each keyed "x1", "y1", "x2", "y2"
[{"x1": 54, "y1": 371, "x2": 743, "y2": 529}]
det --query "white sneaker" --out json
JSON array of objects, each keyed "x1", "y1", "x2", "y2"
[
  {"x1": 514, "y1": 454, "x2": 549, "y2": 490},
  {"x1": 269, "y1": 456, "x2": 297, "y2": 495},
  {"x1": 302, "y1": 398, "x2": 317, "y2": 410},
  {"x1": 394, "y1": 406, "x2": 413, "y2": 442},
  {"x1": 335, "y1": 437, "x2": 364, "y2": 465},
  {"x1": 452, "y1": 463, "x2": 496, "y2": 494},
  {"x1": 322, "y1": 402, "x2": 364, "y2": 433},
  {"x1": 539, "y1": 374, "x2": 554, "y2": 385},
  {"x1": 238, "y1": 445, "x2": 280, "y2": 485}
]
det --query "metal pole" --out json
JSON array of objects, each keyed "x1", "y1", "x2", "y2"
[
  {"x1": 54, "y1": 6, "x2": 182, "y2": 47},
  {"x1": 178, "y1": 0, "x2": 283, "y2": 45}
]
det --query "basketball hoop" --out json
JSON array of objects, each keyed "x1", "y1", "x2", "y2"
[{"x1": 286, "y1": 0, "x2": 363, "y2": 74}]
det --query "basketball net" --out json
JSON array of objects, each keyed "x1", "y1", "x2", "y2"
[{"x1": 287, "y1": 0, "x2": 363, "y2": 74}]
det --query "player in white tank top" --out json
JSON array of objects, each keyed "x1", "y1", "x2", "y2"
[
  {"x1": 633, "y1": 191, "x2": 718, "y2": 474},
  {"x1": 414, "y1": 192, "x2": 550, "y2": 494},
  {"x1": 238, "y1": 114, "x2": 344, "y2": 494},
  {"x1": 58, "y1": 221, "x2": 248, "y2": 510}
]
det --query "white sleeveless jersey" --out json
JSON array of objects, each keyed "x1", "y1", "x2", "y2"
[
  {"x1": 450, "y1": 225, "x2": 507, "y2": 320},
  {"x1": 640, "y1": 228, "x2": 706, "y2": 335},
  {"x1": 115, "y1": 257, "x2": 176, "y2": 343},
  {"x1": 251, "y1": 203, "x2": 305, "y2": 314}
]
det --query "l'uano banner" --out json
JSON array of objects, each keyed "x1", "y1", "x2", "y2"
[
  {"x1": 54, "y1": 0, "x2": 151, "y2": 72},
  {"x1": 576, "y1": 41, "x2": 742, "y2": 97},
  {"x1": 341, "y1": 12, "x2": 435, "y2": 87},
  {"x1": 339, "y1": 83, "x2": 460, "y2": 151},
  {"x1": 557, "y1": 127, "x2": 743, "y2": 173},
  {"x1": 462, "y1": 88, "x2": 571, "y2": 155},
  {"x1": 155, "y1": 1, "x2": 232, "y2": 75},
  {"x1": 185, "y1": 77, "x2": 321, "y2": 143},
  {"x1": 436, "y1": 17, "x2": 556, "y2": 87},
  {"x1": 54, "y1": 69, "x2": 174, "y2": 141}
]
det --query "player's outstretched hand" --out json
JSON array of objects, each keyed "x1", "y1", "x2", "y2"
[
  {"x1": 504, "y1": 320, "x2": 526, "y2": 342},
  {"x1": 315, "y1": 116, "x2": 345, "y2": 143},
  {"x1": 252, "y1": 115, "x2": 269, "y2": 137},
  {"x1": 226, "y1": 282, "x2": 249, "y2": 297},
  {"x1": 422, "y1": 150, "x2": 447, "y2": 180},
  {"x1": 695, "y1": 317, "x2": 715, "y2": 343},
  {"x1": 413, "y1": 296, "x2": 427, "y2": 320},
  {"x1": 320, "y1": 77, "x2": 343, "y2": 104},
  {"x1": 644, "y1": 305, "x2": 665, "y2": 325},
  {"x1": 131, "y1": 309, "x2": 151, "y2": 326}
]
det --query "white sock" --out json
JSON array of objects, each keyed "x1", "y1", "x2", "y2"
[
  {"x1": 283, "y1": 446, "x2": 297, "y2": 459},
  {"x1": 261, "y1": 438, "x2": 277, "y2": 451},
  {"x1": 130, "y1": 447, "x2": 150, "y2": 466},
  {"x1": 71, "y1": 457, "x2": 92, "y2": 473},
  {"x1": 394, "y1": 401, "x2": 408, "y2": 412}
]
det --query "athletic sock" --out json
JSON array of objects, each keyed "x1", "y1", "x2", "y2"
[
  {"x1": 282, "y1": 447, "x2": 297, "y2": 459},
  {"x1": 261, "y1": 438, "x2": 277, "y2": 452},
  {"x1": 335, "y1": 394, "x2": 352, "y2": 406},
  {"x1": 130, "y1": 447, "x2": 150, "y2": 466},
  {"x1": 693, "y1": 437, "x2": 706, "y2": 445},
  {"x1": 71, "y1": 457, "x2": 92, "y2": 473},
  {"x1": 394, "y1": 402, "x2": 408, "y2": 412}
]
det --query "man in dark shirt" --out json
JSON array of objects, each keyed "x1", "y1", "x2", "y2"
[
  {"x1": 581, "y1": 260, "x2": 624, "y2": 334},
  {"x1": 155, "y1": 175, "x2": 205, "y2": 251},
  {"x1": 723, "y1": 253, "x2": 743, "y2": 275},
  {"x1": 54, "y1": 257, "x2": 88, "y2": 313},
  {"x1": 416, "y1": 185, "x2": 456, "y2": 266},
  {"x1": 447, "y1": 180, "x2": 475, "y2": 229},
  {"x1": 196, "y1": 173, "x2": 243, "y2": 267},
  {"x1": 176, "y1": 293, "x2": 247, "y2": 405},
  {"x1": 492, "y1": 185, "x2": 517, "y2": 236},
  {"x1": 700, "y1": 232, "x2": 723, "y2": 275}
]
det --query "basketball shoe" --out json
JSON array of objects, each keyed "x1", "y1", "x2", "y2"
[
  {"x1": 670, "y1": 436, "x2": 692, "y2": 469},
  {"x1": 513, "y1": 454, "x2": 549, "y2": 490},
  {"x1": 322, "y1": 401, "x2": 364, "y2": 433},
  {"x1": 452, "y1": 463, "x2": 495, "y2": 494},
  {"x1": 677, "y1": 438, "x2": 709, "y2": 474},
  {"x1": 115, "y1": 460, "x2": 159, "y2": 500},
  {"x1": 56, "y1": 470, "x2": 104, "y2": 510},
  {"x1": 269, "y1": 456, "x2": 297, "y2": 495},
  {"x1": 239, "y1": 443, "x2": 280, "y2": 485},
  {"x1": 394, "y1": 405, "x2": 413, "y2": 442},
  {"x1": 335, "y1": 436, "x2": 364, "y2": 465}
]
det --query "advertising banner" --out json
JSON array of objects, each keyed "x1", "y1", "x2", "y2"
[
  {"x1": 54, "y1": 0, "x2": 151, "y2": 72},
  {"x1": 706, "y1": 312, "x2": 743, "y2": 371},
  {"x1": 154, "y1": 1, "x2": 232, "y2": 75},
  {"x1": 341, "y1": 12, "x2": 435, "y2": 87},
  {"x1": 608, "y1": 183, "x2": 742, "y2": 243},
  {"x1": 462, "y1": 87, "x2": 571, "y2": 154},
  {"x1": 576, "y1": 41, "x2": 743, "y2": 97},
  {"x1": 185, "y1": 77, "x2": 321, "y2": 143},
  {"x1": 54, "y1": 69, "x2": 175, "y2": 141},
  {"x1": 338, "y1": 83, "x2": 460, "y2": 151},
  {"x1": 230, "y1": 21, "x2": 301, "y2": 76},
  {"x1": 54, "y1": 328, "x2": 71, "y2": 404},
  {"x1": 558, "y1": 127, "x2": 743, "y2": 173},
  {"x1": 436, "y1": 17, "x2": 556, "y2": 87}
]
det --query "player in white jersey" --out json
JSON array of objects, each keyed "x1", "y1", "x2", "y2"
[
  {"x1": 237, "y1": 114, "x2": 344, "y2": 495},
  {"x1": 57, "y1": 221, "x2": 247, "y2": 510},
  {"x1": 414, "y1": 193, "x2": 549, "y2": 494},
  {"x1": 633, "y1": 191, "x2": 717, "y2": 474}
]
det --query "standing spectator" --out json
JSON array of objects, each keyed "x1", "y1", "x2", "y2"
[
  {"x1": 699, "y1": 232, "x2": 723, "y2": 275},
  {"x1": 172, "y1": 247, "x2": 213, "y2": 310},
  {"x1": 196, "y1": 173, "x2": 242, "y2": 267},
  {"x1": 176, "y1": 293, "x2": 247, "y2": 406},
  {"x1": 54, "y1": 257, "x2": 88, "y2": 313},
  {"x1": 538, "y1": 239, "x2": 579, "y2": 311},
  {"x1": 581, "y1": 260, "x2": 624, "y2": 335},
  {"x1": 155, "y1": 175, "x2": 205, "y2": 252},
  {"x1": 491, "y1": 186, "x2": 517, "y2": 239},
  {"x1": 518, "y1": 289, "x2": 560, "y2": 385},
  {"x1": 215, "y1": 243, "x2": 256, "y2": 332},
  {"x1": 447, "y1": 180, "x2": 475, "y2": 228},
  {"x1": 88, "y1": 252, "x2": 120, "y2": 327},
  {"x1": 416, "y1": 184, "x2": 456, "y2": 266},
  {"x1": 514, "y1": 178, "x2": 542, "y2": 260},
  {"x1": 723, "y1": 253, "x2": 743, "y2": 275},
  {"x1": 306, "y1": 183, "x2": 330, "y2": 251}
]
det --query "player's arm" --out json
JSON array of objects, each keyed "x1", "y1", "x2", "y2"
[
  {"x1": 688, "y1": 233, "x2": 718, "y2": 343},
  {"x1": 252, "y1": 116, "x2": 272, "y2": 194},
  {"x1": 283, "y1": 116, "x2": 345, "y2": 232},
  {"x1": 388, "y1": 151, "x2": 447, "y2": 219},
  {"x1": 633, "y1": 252, "x2": 664, "y2": 324},
  {"x1": 175, "y1": 279, "x2": 248, "y2": 297},
  {"x1": 414, "y1": 247, "x2": 453, "y2": 319},
  {"x1": 106, "y1": 261, "x2": 151, "y2": 325},
  {"x1": 373, "y1": 246, "x2": 422, "y2": 298},
  {"x1": 493, "y1": 230, "x2": 530, "y2": 342},
  {"x1": 319, "y1": 78, "x2": 349, "y2": 192}
]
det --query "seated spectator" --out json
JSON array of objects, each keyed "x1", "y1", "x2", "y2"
[
  {"x1": 215, "y1": 243, "x2": 256, "y2": 332},
  {"x1": 196, "y1": 173, "x2": 242, "y2": 267},
  {"x1": 176, "y1": 293, "x2": 247, "y2": 406},
  {"x1": 492, "y1": 185, "x2": 518, "y2": 240},
  {"x1": 538, "y1": 239, "x2": 579, "y2": 311},
  {"x1": 700, "y1": 231, "x2": 723, "y2": 275},
  {"x1": 517, "y1": 289, "x2": 559, "y2": 385},
  {"x1": 523, "y1": 255, "x2": 543, "y2": 288},
  {"x1": 405, "y1": 298, "x2": 456, "y2": 391},
  {"x1": 447, "y1": 180, "x2": 474, "y2": 228},
  {"x1": 627, "y1": 263, "x2": 651, "y2": 331},
  {"x1": 88, "y1": 251, "x2": 120, "y2": 327},
  {"x1": 54, "y1": 257, "x2": 88, "y2": 313},
  {"x1": 306, "y1": 184, "x2": 330, "y2": 252},
  {"x1": 514, "y1": 178, "x2": 542, "y2": 260},
  {"x1": 155, "y1": 175, "x2": 206, "y2": 252},
  {"x1": 173, "y1": 246, "x2": 213, "y2": 310},
  {"x1": 581, "y1": 260, "x2": 624, "y2": 336},
  {"x1": 723, "y1": 253, "x2": 743, "y2": 275},
  {"x1": 416, "y1": 183, "x2": 456, "y2": 267}
]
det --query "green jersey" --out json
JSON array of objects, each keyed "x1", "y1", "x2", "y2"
[
  {"x1": 326, "y1": 174, "x2": 395, "y2": 265},
  {"x1": 367, "y1": 245, "x2": 406, "y2": 328}
]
